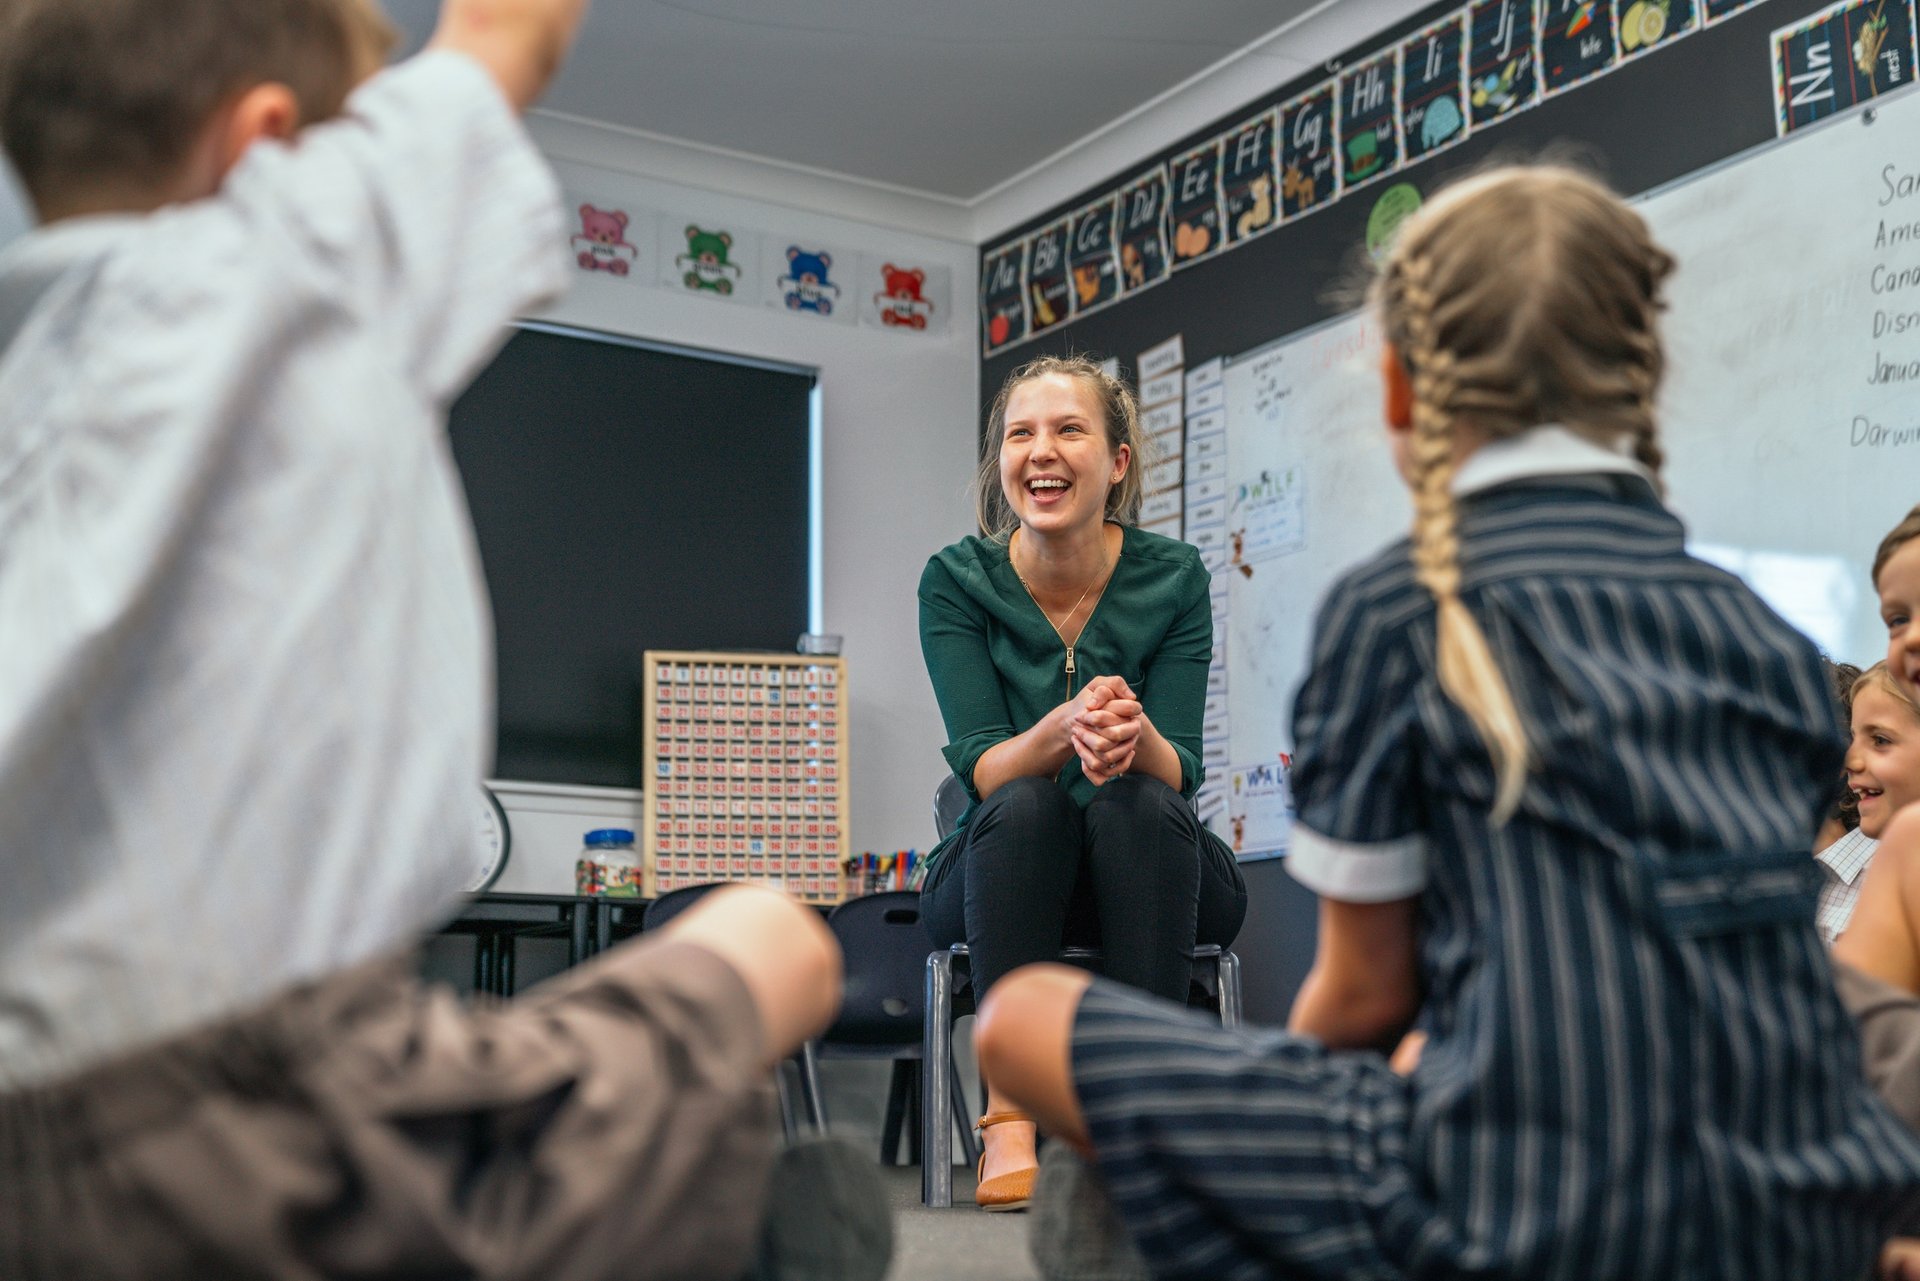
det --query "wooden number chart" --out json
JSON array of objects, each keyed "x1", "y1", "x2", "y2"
[{"x1": 643, "y1": 651, "x2": 850, "y2": 904}]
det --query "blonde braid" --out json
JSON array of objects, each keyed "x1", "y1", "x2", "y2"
[
  {"x1": 1399, "y1": 256, "x2": 1533, "y2": 823},
  {"x1": 1623, "y1": 324, "x2": 1666, "y2": 494}
]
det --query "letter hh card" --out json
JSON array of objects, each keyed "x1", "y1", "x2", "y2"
[
  {"x1": 1281, "y1": 84, "x2": 1340, "y2": 218},
  {"x1": 1339, "y1": 50, "x2": 1402, "y2": 190}
]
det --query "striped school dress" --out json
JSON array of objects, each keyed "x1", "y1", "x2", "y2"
[{"x1": 1071, "y1": 458, "x2": 1920, "y2": 1281}]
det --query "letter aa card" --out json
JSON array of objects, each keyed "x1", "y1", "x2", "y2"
[
  {"x1": 1067, "y1": 195, "x2": 1120, "y2": 314},
  {"x1": 1280, "y1": 83, "x2": 1339, "y2": 218},
  {"x1": 1400, "y1": 13, "x2": 1469, "y2": 162},
  {"x1": 1118, "y1": 169, "x2": 1171, "y2": 294},
  {"x1": 1169, "y1": 140, "x2": 1225, "y2": 268},
  {"x1": 1026, "y1": 221, "x2": 1072, "y2": 335},
  {"x1": 1221, "y1": 111, "x2": 1279, "y2": 245},
  {"x1": 1468, "y1": 0, "x2": 1539, "y2": 126},
  {"x1": 981, "y1": 242, "x2": 1028, "y2": 354},
  {"x1": 1773, "y1": 0, "x2": 1917, "y2": 134},
  {"x1": 1339, "y1": 50, "x2": 1401, "y2": 190},
  {"x1": 1539, "y1": 0, "x2": 1617, "y2": 95}
]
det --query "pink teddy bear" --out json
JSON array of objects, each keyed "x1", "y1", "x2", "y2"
[{"x1": 571, "y1": 204, "x2": 638, "y2": 276}]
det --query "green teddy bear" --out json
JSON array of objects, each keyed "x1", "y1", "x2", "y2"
[{"x1": 677, "y1": 225, "x2": 742, "y2": 295}]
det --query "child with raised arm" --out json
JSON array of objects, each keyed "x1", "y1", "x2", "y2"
[
  {"x1": 0, "y1": 3, "x2": 849, "y2": 1277},
  {"x1": 974, "y1": 167, "x2": 1920, "y2": 1281}
]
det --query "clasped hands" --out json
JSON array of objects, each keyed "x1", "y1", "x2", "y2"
[{"x1": 1065, "y1": 675, "x2": 1143, "y2": 785}]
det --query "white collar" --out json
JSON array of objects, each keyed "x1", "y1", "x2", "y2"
[
  {"x1": 1815, "y1": 825, "x2": 1880, "y2": 884},
  {"x1": 1451, "y1": 424, "x2": 1653, "y2": 497}
]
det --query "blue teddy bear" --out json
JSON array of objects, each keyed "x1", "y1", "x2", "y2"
[{"x1": 780, "y1": 247, "x2": 841, "y2": 315}]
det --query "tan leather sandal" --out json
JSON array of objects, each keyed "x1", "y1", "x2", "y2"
[{"x1": 974, "y1": 1110, "x2": 1038, "y2": 1212}]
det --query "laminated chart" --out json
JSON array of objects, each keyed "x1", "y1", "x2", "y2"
[{"x1": 644, "y1": 652, "x2": 851, "y2": 903}]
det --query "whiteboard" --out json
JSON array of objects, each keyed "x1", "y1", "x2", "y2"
[{"x1": 1220, "y1": 86, "x2": 1920, "y2": 857}]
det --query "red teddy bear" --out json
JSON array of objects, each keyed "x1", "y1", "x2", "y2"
[{"x1": 874, "y1": 263, "x2": 933, "y2": 330}]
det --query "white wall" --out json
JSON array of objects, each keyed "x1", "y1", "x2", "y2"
[{"x1": 489, "y1": 130, "x2": 981, "y2": 894}]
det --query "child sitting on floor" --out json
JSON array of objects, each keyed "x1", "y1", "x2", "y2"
[
  {"x1": 0, "y1": 3, "x2": 869, "y2": 1277},
  {"x1": 973, "y1": 166, "x2": 1920, "y2": 1281}
]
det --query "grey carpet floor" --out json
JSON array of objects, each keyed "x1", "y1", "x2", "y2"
[{"x1": 882, "y1": 1164, "x2": 1039, "y2": 1281}]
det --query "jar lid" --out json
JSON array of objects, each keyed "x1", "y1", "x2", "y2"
[{"x1": 585, "y1": 828, "x2": 637, "y2": 847}]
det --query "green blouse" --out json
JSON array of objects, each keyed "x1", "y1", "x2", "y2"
[{"x1": 916, "y1": 523, "x2": 1215, "y2": 882}]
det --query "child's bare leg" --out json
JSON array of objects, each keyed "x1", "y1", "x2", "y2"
[
  {"x1": 662, "y1": 886, "x2": 842, "y2": 1068},
  {"x1": 975, "y1": 964, "x2": 1096, "y2": 1151}
]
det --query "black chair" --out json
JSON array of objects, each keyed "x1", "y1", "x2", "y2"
[
  {"x1": 919, "y1": 778, "x2": 1246, "y2": 1207},
  {"x1": 821, "y1": 892, "x2": 980, "y2": 1171},
  {"x1": 641, "y1": 882, "x2": 825, "y2": 1141}
]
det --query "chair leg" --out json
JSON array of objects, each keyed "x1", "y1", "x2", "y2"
[
  {"x1": 923, "y1": 950, "x2": 954, "y2": 1207},
  {"x1": 880, "y1": 1060, "x2": 911, "y2": 1166},
  {"x1": 950, "y1": 1053, "x2": 980, "y2": 1167},
  {"x1": 1218, "y1": 950, "x2": 1244, "y2": 1030},
  {"x1": 796, "y1": 1042, "x2": 827, "y2": 1132},
  {"x1": 774, "y1": 1062, "x2": 800, "y2": 1144},
  {"x1": 906, "y1": 1061, "x2": 923, "y2": 1167}
]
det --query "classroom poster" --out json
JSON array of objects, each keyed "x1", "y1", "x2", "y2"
[
  {"x1": 1400, "y1": 13, "x2": 1471, "y2": 161},
  {"x1": 567, "y1": 200, "x2": 651, "y2": 281},
  {"x1": 1539, "y1": 0, "x2": 1619, "y2": 95},
  {"x1": 1227, "y1": 465, "x2": 1308, "y2": 568},
  {"x1": 1067, "y1": 195, "x2": 1121, "y2": 314},
  {"x1": 1618, "y1": 0, "x2": 1698, "y2": 58},
  {"x1": 1339, "y1": 51, "x2": 1401, "y2": 190},
  {"x1": 1025, "y1": 220, "x2": 1073, "y2": 334},
  {"x1": 1706, "y1": 0, "x2": 1768, "y2": 20},
  {"x1": 1169, "y1": 141, "x2": 1226, "y2": 268},
  {"x1": 1280, "y1": 83, "x2": 1340, "y2": 218},
  {"x1": 981, "y1": 242, "x2": 1028, "y2": 353},
  {"x1": 1772, "y1": 0, "x2": 1918, "y2": 134},
  {"x1": 1469, "y1": 0, "x2": 1542, "y2": 124},
  {"x1": 1226, "y1": 757, "x2": 1293, "y2": 858},
  {"x1": 1118, "y1": 169, "x2": 1171, "y2": 294},
  {"x1": 1220, "y1": 111, "x2": 1279, "y2": 245},
  {"x1": 861, "y1": 256, "x2": 947, "y2": 334}
]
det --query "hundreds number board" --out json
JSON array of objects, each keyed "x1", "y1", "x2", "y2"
[{"x1": 643, "y1": 651, "x2": 851, "y2": 904}]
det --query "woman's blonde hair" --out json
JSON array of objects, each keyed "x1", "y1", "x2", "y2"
[
  {"x1": 1370, "y1": 164, "x2": 1676, "y2": 821},
  {"x1": 1854, "y1": 662, "x2": 1920, "y2": 723},
  {"x1": 975, "y1": 355, "x2": 1153, "y2": 540}
]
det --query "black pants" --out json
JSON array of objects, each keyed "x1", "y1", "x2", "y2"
[{"x1": 919, "y1": 774, "x2": 1248, "y2": 1004}]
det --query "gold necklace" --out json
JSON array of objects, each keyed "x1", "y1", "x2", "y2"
[{"x1": 1012, "y1": 530, "x2": 1116, "y2": 699}]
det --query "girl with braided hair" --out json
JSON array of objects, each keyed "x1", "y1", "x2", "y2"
[{"x1": 971, "y1": 166, "x2": 1920, "y2": 1281}]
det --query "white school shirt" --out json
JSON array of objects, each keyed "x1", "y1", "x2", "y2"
[
  {"x1": 1287, "y1": 425, "x2": 1652, "y2": 901},
  {"x1": 0, "y1": 53, "x2": 566, "y2": 1087},
  {"x1": 1814, "y1": 825, "x2": 1878, "y2": 946}
]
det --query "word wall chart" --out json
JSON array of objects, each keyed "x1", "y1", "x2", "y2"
[{"x1": 643, "y1": 651, "x2": 851, "y2": 904}]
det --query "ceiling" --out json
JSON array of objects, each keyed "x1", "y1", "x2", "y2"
[{"x1": 382, "y1": 0, "x2": 1405, "y2": 205}]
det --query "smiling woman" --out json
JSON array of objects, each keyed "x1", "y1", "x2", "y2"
[{"x1": 914, "y1": 354, "x2": 1246, "y2": 1211}]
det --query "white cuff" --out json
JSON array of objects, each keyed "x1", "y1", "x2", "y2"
[{"x1": 1285, "y1": 823, "x2": 1427, "y2": 902}]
